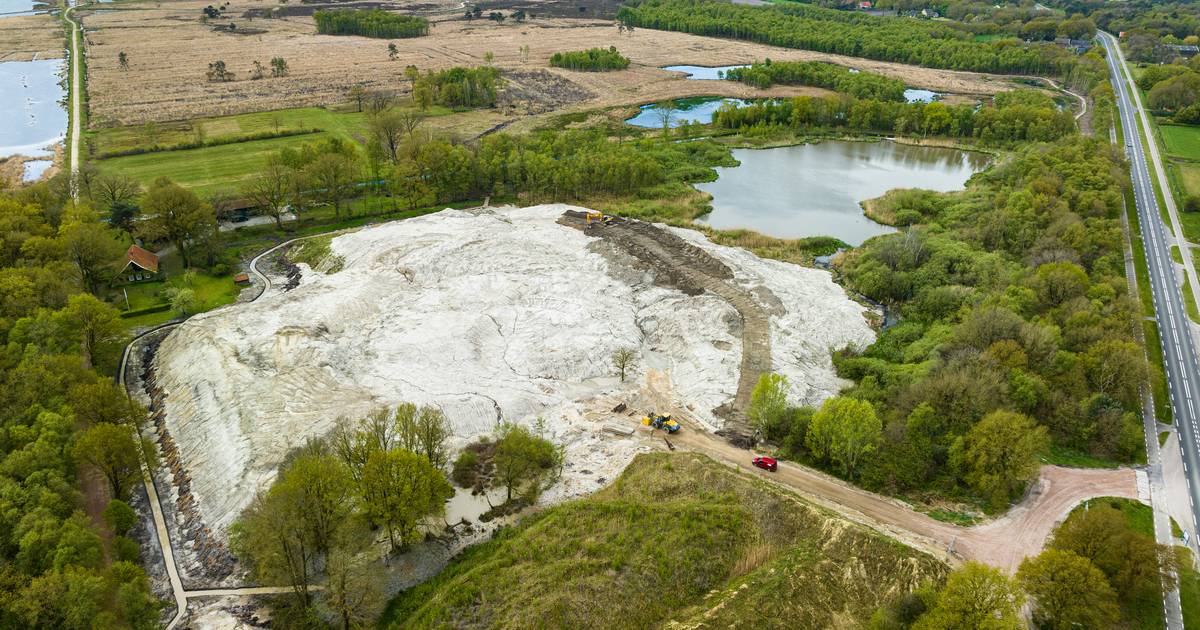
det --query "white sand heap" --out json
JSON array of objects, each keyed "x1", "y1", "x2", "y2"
[{"x1": 154, "y1": 204, "x2": 874, "y2": 534}]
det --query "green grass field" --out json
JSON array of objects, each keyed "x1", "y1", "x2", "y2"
[
  {"x1": 1042, "y1": 444, "x2": 1130, "y2": 468},
  {"x1": 1160, "y1": 124, "x2": 1200, "y2": 159},
  {"x1": 1180, "y1": 547, "x2": 1200, "y2": 628},
  {"x1": 90, "y1": 104, "x2": 469, "y2": 196},
  {"x1": 381, "y1": 452, "x2": 946, "y2": 629}
]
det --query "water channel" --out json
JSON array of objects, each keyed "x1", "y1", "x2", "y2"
[{"x1": 694, "y1": 140, "x2": 990, "y2": 245}]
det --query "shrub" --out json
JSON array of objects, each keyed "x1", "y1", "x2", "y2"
[{"x1": 103, "y1": 499, "x2": 137, "y2": 535}]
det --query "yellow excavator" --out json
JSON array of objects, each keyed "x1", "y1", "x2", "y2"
[
  {"x1": 585, "y1": 211, "x2": 618, "y2": 227},
  {"x1": 642, "y1": 412, "x2": 680, "y2": 434}
]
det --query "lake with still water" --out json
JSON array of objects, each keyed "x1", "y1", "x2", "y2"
[
  {"x1": 0, "y1": 57, "x2": 68, "y2": 160},
  {"x1": 625, "y1": 97, "x2": 754, "y2": 128},
  {"x1": 662, "y1": 65, "x2": 749, "y2": 80},
  {"x1": 695, "y1": 140, "x2": 989, "y2": 245}
]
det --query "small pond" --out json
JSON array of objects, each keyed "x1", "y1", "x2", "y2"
[
  {"x1": 626, "y1": 97, "x2": 754, "y2": 128},
  {"x1": 0, "y1": 0, "x2": 51, "y2": 16},
  {"x1": 662, "y1": 65, "x2": 749, "y2": 80},
  {"x1": 904, "y1": 89, "x2": 941, "y2": 103},
  {"x1": 694, "y1": 140, "x2": 990, "y2": 246},
  {"x1": 0, "y1": 57, "x2": 67, "y2": 159},
  {"x1": 22, "y1": 159, "x2": 53, "y2": 181}
]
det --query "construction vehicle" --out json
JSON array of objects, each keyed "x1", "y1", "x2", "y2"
[
  {"x1": 642, "y1": 412, "x2": 680, "y2": 434},
  {"x1": 585, "y1": 211, "x2": 618, "y2": 227}
]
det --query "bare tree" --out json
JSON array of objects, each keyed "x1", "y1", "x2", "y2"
[
  {"x1": 612, "y1": 347, "x2": 638, "y2": 382},
  {"x1": 653, "y1": 100, "x2": 677, "y2": 132},
  {"x1": 303, "y1": 153, "x2": 360, "y2": 219},
  {"x1": 89, "y1": 172, "x2": 142, "y2": 210},
  {"x1": 367, "y1": 110, "x2": 407, "y2": 164},
  {"x1": 241, "y1": 161, "x2": 295, "y2": 229}
]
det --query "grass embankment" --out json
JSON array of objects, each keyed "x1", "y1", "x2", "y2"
[
  {"x1": 1125, "y1": 178, "x2": 1173, "y2": 424},
  {"x1": 287, "y1": 234, "x2": 344, "y2": 273},
  {"x1": 90, "y1": 105, "x2": 455, "y2": 196},
  {"x1": 381, "y1": 452, "x2": 947, "y2": 629}
]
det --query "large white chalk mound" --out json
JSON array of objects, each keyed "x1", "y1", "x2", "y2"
[{"x1": 155, "y1": 204, "x2": 874, "y2": 533}]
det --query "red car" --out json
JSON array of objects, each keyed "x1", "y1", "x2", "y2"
[{"x1": 752, "y1": 456, "x2": 778, "y2": 472}]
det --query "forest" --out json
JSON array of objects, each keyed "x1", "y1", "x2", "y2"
[
  {"x1": 0, "y1": 192, "x2": 163, "y2": 625},
  {"x1": 313, "y1": 9, "x2": 429, "y2": 39},
  {"x1": 723, "y1": 60, "x2": 907, "y2": 101},
  {"x1": 747, "y1": 136, "x2": 1139, "y2": 510},
  {"x1": 616, "y1": 0, "x2": 1067, "y2": 74},
  {"x1": 548, "y1": 47, "x2": 631, "y2": 71},
  {"x1": 712, "y1": 91, "x2": 1077, "y2": 143}
]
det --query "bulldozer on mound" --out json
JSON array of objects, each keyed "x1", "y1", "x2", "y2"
[{"x1": 642, "y1": 412, "x2": 680, "y2": 434}]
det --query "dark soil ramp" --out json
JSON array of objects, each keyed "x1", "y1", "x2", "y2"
[{"x1": 560, "y1": 210, "x2": 771, "y2": 442}]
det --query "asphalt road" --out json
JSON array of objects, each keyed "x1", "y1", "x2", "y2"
[{"x1": 1102, "y1": 32, "x2": 1200, "y2": 622}]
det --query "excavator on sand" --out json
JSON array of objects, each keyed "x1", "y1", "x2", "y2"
[{"x1": 642, "y1": 412, "x2": 680, "y2": 434}]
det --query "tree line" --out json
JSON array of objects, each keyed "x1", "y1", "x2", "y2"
[
  {"x1": 724, "y1": 59, "x2": 907, "y2": 101},
  {"x1": 314, "y1": 9, "x2": 428, "y2": 39},
  {"x1": 712, "y1": 90, "x2": 1076, "y2": 143},
  {"x1": 549, "y1": 46, "x2": 631, "y2": 71},
  {"x1": 750, "y1": 137, "x2": 1139, "y2": 510},
  {"x1": 616, "y1": 0, "x2": 1066, "y2": 75},
  {"x1": 0, "y1": 189, "x2": 165, "y2": 626}
]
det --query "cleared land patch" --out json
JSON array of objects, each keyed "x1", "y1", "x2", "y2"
[{"x1": 80, "y1": 0, "x2": 1016, "y2": 125}]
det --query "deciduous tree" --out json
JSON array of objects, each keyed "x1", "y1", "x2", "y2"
[
  {"x1": 73, "y1": 423, "x2": 142, "y2": 501},
  {"x1": 951, "y1": 410, "x2": 1048, "y2": 508},
  {"x1": 58, "y1": 211, "x2": 125, "y2": 295},
  {"x1": 492, "y1": 422, "x2": 562, "y2": 503},
  {"x1": 805, "y1": 396, "x2": 881, "y2": 478},
  {"x1": 137, "y1": 178, "x2": 217, "y2": 268},
  {"x1": 1017, "y1": 549, "x2": 1119, "y2": 630},
  {"x1": 913, "y1": 562, "x2": 1023, "y2": 630},
  {"x1": 359, "y1": 449, "x2": 451, "y2": 550},
  {"x1": 241, "y1": 161, "x2": 296, "y2": 229}
]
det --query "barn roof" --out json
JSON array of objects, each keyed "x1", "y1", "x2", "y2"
[{"x1": 122, "y1": 245, "x2": 159, "y2": 273}]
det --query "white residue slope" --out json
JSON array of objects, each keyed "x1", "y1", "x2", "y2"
[{"x1": 154, "y1": 204, "x2": 873, "y2": 534}]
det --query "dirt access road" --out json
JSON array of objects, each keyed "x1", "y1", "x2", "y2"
[
  {"x1": 644, "y1": 402, "x2": 1139, "y2": 574},
  {"x1": 566, "y1": 213, "x2": 1138, "y2": 572}
]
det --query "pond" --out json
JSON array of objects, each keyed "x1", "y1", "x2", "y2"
[
  {"x1": 0, "y1": 0, "x2": 50, "y2": 16},
  {"x1": 625, "y1": 97, "x2": 754, "y2": 128},
  {"x1": 904, "y1": 89, "x2": 941, "y2": 103},
  {"x1": 662, "y1": 65, "x2": 749, "y2": 81},
  {"x1": 22, "y1": 159, "x2": 53, "y2": 182},
  {"x1": 0, "y1": 57, "x2": 67, "y2": 160},
  {"x1": 694, "y1": 140, "x2": 990, "y2": 246}
]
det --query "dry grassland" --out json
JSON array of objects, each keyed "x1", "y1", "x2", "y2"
[
  {"x1": 81, "y1": 0, "x2": 1019, "y2": 126},
  {"x1": 0, "y1": 13, "x2": 64, "y2": 62}
]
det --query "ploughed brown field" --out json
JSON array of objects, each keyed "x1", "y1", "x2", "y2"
[{"x1": 79, "y1": 0, "x2": 1020, "y2": 126}]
